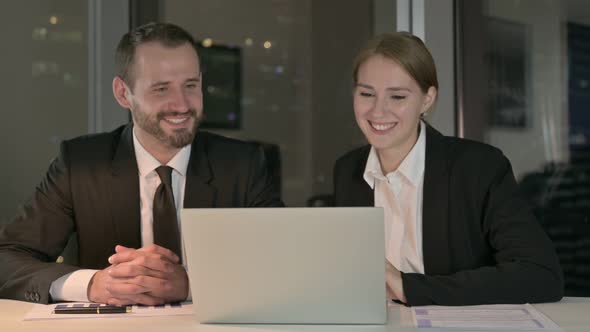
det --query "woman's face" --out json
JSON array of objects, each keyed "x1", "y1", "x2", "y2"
[{"x1": 353, "y1": 54, "x2": 436, "y2": 155}]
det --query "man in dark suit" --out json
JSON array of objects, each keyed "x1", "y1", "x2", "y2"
[{"x1": 0, "y1": 22, "x2": 283, "y2": 305}]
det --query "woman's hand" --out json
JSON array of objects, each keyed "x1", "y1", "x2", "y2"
[{"x1": 385, "y1": 260, "x2": 406, "y2": 303}]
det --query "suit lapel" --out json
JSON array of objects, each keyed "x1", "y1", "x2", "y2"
[
  {"x1": 108, "y1": 124, "x2": 141, "y2": 249},
  {"x1": 352, "y1": 146, "x2": 374, "y2": 206},
  {"x1": 422, "y1": 124, "x2": 452, "y2": 275},
  {"x1": 184, "y1": 132, "x2": 217, "y2": 208}
]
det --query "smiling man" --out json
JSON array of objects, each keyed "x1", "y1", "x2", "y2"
[{"x1": 0, "y1": 23, "x2": 283, "y2": 305}]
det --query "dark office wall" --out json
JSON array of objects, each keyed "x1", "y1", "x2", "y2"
[
  {"x1": 161, "y1": 0, "x2": 373, "y2": 205},
  {"x1": 130, "y1": 0, "x2": 159, "y2": 28},
  {"x1": 310, "y1": 1, "x2": 372, "y2": 196}
]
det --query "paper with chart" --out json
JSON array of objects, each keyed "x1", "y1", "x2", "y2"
[
  {"x1": 23, "y1": 301, "x2": 193, "y2": 320},
  {"x1": 412, "y1": 303, "x2": 562, "y2": 331}
]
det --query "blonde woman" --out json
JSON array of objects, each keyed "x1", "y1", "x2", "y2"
[{"x1": 334, "y1": 32, "x2": 563, "y2": 306}]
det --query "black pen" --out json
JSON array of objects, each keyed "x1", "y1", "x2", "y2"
[{"x1": 53, "y1": 305, "x2": 131, "y2": 314}]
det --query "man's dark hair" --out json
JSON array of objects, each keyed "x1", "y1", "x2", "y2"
[{"x1": 115, "y1": 22, "x2": 199, "y2": 89}]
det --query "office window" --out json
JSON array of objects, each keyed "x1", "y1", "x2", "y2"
[
  {"x1": 457, "y1": 0, "x2": 590, "y2": 296},
  {"x1": 160, "y1": 0, "x2": 388, "y2": 205},
  {"x1": 0, "y1": 0, "x2": 88, "y2": 224}
]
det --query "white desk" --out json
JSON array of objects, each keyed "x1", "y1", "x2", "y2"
[{"x1": 1, "y1": 297, "x2": 589, "y2": 332}]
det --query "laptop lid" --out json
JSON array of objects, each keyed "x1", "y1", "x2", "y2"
[{"x1": 180, "y1": 207, "x2": 386, "y2": 324}]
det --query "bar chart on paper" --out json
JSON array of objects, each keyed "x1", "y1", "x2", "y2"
[{"x1": 24, "y1": 302, "x2": 193, "y2": 321}]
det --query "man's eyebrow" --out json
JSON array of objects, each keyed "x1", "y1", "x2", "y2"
[
  {"x1": 186, "y1": 77, "x2": 200, "y2": 83},
  {"x1": 149, "y1": 81, "x2": 170, "y2": 88}
]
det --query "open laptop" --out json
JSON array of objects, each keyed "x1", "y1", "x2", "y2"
[{"x1": 180, "y1": 207, "x2": 387, "y2": 324}]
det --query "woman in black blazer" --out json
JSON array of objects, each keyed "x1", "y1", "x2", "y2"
[{"x1": 334, "y1": 32, "x2": 563, "y2": 306}]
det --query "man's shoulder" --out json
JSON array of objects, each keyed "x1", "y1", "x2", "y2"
[
  {"x1": 193, "y1": 131, "x2": 266, "y2": 179},
  {"x1": 59, "y1": 125, "x2": 128, "y2": 163},
  {"x1": 63, "y1": 124, "x2": 126, "y2": 148}
]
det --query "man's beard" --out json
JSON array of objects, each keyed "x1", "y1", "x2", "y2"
[{"x1": 132, "y1": 108, "x2": 202, "y2": 148}]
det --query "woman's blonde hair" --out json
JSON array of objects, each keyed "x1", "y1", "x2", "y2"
[{"x1": 352, "y1": 32, "x2": 438, "y2": 94}]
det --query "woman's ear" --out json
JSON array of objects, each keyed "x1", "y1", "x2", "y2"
[
  {"x1": 112, "y1": 76, "x2": 132, "y2": 109},
  {"x1": 421, "y1": 86, "x2": 438, "y2": 114}
]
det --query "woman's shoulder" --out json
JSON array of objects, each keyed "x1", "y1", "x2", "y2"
[
  {"x1": 334, "y1": 145, "x2": 371, "y2": 169},
  {"x1": 447, "y1": 136, "x2": 503, "y2": 159},
  {"x1": 427, "y1": 126, "x2": 505, "y2": 164},
  {"x1": 431, "y1": 137, "x2": 513, "y2": 188}
]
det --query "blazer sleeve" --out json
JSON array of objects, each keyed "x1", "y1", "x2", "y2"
[
  {"x1": 244, "y1": 145, "x2": 284, "y2": 207},
  {"x1": 402, "y1": 154, "x2": 564, "y2": 306},
  {"x1": 0, "y1": 142, "x2": 80, "y2": 304}
]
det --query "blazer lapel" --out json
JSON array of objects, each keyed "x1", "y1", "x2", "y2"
[
  {"x1": 184, "y1": 132, "x2": 217, "y2": 208},
  {"x1": 422, "y1": 124, "x2": 452, "y2": 275},
  {"x1": 108, "y1": 124, "x2": 141, "y2": 249},
  {"x1": 352, "y1": 146, "x2": 374, "y2": 206}
]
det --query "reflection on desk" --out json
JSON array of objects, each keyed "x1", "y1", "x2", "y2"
[{"x1": 1, "y1": 297, "x2": 589, "y2": 332}]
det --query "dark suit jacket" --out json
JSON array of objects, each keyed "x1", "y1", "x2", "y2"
[
  {"x1": 333, "y1": 124, "x2": 563, "y2": 306},
  {"x1": 0, "y1": 124, "x2": 283, "y2": 303}
]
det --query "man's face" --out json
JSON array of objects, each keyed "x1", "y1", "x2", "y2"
[{"x1": 126, "y1": 42, "x2": 203, "y2": 152}]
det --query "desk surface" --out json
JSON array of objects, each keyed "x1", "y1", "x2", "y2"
[{"x1": 1, "y1": 297, "x2": 589, "y2": 332}]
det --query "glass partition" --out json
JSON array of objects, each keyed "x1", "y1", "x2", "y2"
[
  {"x1": 458, "y1": 0, "x2": 590, "y2": 296},
  {"x1": 0, "y1": 0, "x2": 88, "y2": 223}
]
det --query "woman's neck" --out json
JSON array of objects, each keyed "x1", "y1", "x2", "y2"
[
  {"x1": 376, "y1": 124, "x2": 421, "y2": 174},
  {"x1": 377, "y1": 148, "x2": 408, "y2": 174}
]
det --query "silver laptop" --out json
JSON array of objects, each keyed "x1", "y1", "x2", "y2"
[{"x1": 180, "y1": 207, "x2": 387, "y2": 324}]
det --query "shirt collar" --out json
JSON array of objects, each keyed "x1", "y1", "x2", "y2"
[
  {"x1": 363, "y1": 146, "x2": 383, "y2": 190},
  {"x1": 363, "y1": 120, "x2": 426, "y2": 189},
  {"x1": 398, "y1": 120, "x2": 426, "y2": 186},
  {"x1": 132, "y1": 128, "x2": 191, "y2": 177}
]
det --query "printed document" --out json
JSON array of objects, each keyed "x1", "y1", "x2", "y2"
[{"x1": 412, "y1": 303, "x2": 561, "y2": 331}]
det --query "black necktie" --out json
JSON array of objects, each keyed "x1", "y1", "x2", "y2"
[{"x1": 153, "y1": 166, "x2": 182, "y2": 260}]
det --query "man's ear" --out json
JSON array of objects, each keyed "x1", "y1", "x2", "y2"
[
  {"x1": 112, "y1": 76, "x2": 132, "y2": 109},
  {"x1": 421, "y1": 86, "x2": 438, "y2": 114}
]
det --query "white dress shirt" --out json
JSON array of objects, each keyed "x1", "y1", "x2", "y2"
[
  {"x1": 363, "y1": 121, "x2": 426, "y2": 274},
  {"x1": 49, "y1": 129, "x2": 191, "y2": 302}
]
